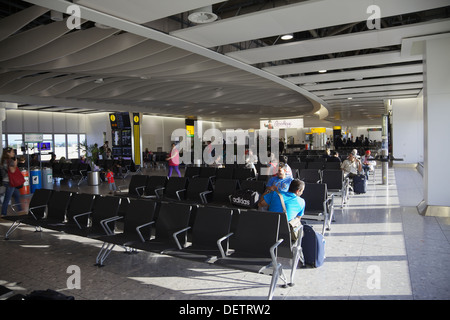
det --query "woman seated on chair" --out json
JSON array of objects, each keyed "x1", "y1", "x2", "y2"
[
  {"x1": 361, "y1": 150, "x2": 376, "y2": 179},
  {"x1": 341, "y1": 152, "x2": 362, "y2": 179}
]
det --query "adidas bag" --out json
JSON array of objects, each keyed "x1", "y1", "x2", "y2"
[{"x1": 230, "y1": 189, "x2": 259, "y2": 208}]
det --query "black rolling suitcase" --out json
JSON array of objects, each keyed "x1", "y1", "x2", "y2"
[
  {"x1": 301, "y1": 224, "x2": 325, "y2": 268},
  {"x1": 353, "y1": 174, "x2": 367, "y2": 194}
]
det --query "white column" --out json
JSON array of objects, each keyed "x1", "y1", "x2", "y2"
[{"x1": 422, "y1": 35, "x2": 450, "y2": 215}]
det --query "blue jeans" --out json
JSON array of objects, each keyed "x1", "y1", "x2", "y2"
[{"x1": 2, "y1": 182, "x2": 22, "y2": 216}]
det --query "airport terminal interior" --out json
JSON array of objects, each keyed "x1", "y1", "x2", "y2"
[{"x1": 0, "y1": 0, "x2": 449, "y2": 301}]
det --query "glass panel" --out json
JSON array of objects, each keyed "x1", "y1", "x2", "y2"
[
  {"x1": 67, "y1": 134, "x2": 78, "y2": 160},
  {"x1": 54, "y1": 134, "x2": 66, "y2": 160},
  {"x1": 7, "y1": 134, "x2": 23, "y2": 155},
  {"x1": 79, "y1": 134, "x2": 86, "y2": 146}
]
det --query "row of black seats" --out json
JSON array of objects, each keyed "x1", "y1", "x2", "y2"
[
  {"x1": 119, "y1": 173, "x2": 336, "y2": 235},
  {"x1": 2, "y1": 188, "x2": 302, "y2": 300},
  {"x1": 116, "y1": 175, "x2": 266, "y2": 215},
  {"x1": 184, "y1": 166, "x2": 256, "y2": 181},
  {"x1": 290, "y1": 161, "x2": 341, "y2": 171}
]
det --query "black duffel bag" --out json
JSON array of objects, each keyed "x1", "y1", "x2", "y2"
[{"x1": 230, "y1": 189, "x2": 260, "y2": 208}]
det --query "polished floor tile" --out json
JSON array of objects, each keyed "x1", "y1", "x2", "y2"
[{"x1": 1, "y1": 165, "x2": 449, "y2": 300}]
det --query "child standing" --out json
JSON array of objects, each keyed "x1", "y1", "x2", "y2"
[{"x1": 106, "y1": 168, "x2": 116, "y2": 194}]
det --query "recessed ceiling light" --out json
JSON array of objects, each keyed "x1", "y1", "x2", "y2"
[
  {"x1": 318, "y1": 69, "x2": 327, "y2": 73},
  {"x1": 347, "y1": 97, "x2": 353, "y2": 100},
  {"x1": 281, "y1": 34, "x2": 293, "y2": 40}
]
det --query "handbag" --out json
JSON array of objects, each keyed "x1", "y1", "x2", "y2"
[
  {"x1": 8, "y1": 167, "x2": 25, "y2": 188},
  {"x1": 230, "y1": 189, "x2": 259, "y2": 208},
  {"x1": 275, "y1": 191, "x2": 301, "y2": 242}
]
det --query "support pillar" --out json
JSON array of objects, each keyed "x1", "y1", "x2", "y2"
[
  {"x1": 381, "y1": 113, "x2": 389, "y2": 185},
  {"x1": 420, "y1": 35, "x2": 450, "y2": 216}
]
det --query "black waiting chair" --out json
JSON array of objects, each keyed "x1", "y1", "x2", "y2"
[
  {"x1": 199, "y1": 167, "x2": 217, "y2": 183},
  {"x1": 299, "y1": 169, "x2": 322, "y2": 183},
  {"x1": 301, "y1": 183, "x2": 334, "y2": 234},
  {"x1": 36, "y1": 190, "x2": 73, "y2": 230},
  {"x1": 184, "y1": 166, "x2": 201, "y2": 179},
  {"x1": 4, "y1": 188, "x2": 53, "y2": 240},
  {"x1": 239, "y1": 179, "x2": 266, "y2": 195},
  {"x1": 214, "y1": 209, "x2": 287, "y2": 300},
  {"x1": 290, "y1": 162, "x2": 307, "y2": 171},
  {"x1": 164, "y1": 206, "x2": 234, "y2": 263},
  {"x1": 131, "y1": 202, "x2": 193, "y2": 254},
  {"x1": 95, "y1": 199, "x2": 158, "y2": 266},
  {"x1": 116, "y1": 175, "x2": 148, "y2": 218},
  {"x1": 324, "y1": 162, "x2": 341, "y2": 170},
  {"x1": 136, "y1": 175, "x2": 168, "y2": 199},
  {"x1": 159, "y1": 177, "x2": 189, "y2": 201},
  {"x1": 178, "y1": 177, "x2": 213, "y2": 204},
  {"x1": 53, "y1": 195, "x2": 120, "y2": 238},
  {"x1": 48, "y1": 193, "x2": 96, "y2": 234},
  {"x1": 206, "y1": 179, "x2": 240, "y2": 205},
  {"x1": 216, "y1": 167, "x2": 234, "y2": 180},
  {"x1": 117, "y1": 174, "x2": 149, "y2": 198},
  {"x1": 233, "y1": 167, "x2": 255, "y2": 180},
  {"x1": 321, "y1": 169, "x2": 348, "y2": 207},
  {"x1": 307, "y1": 162, "x2": 325, "y2": 170},
  {"x1": 272, "y1": 211, "x2": 304, "y2": 286}
]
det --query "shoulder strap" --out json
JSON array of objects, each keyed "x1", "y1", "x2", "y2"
[{"x1": 275, "y1": 191, "x2": 287, "y2": 213}]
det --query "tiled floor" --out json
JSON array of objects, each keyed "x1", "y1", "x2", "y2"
[{"x1": 1, "y1": 165, "x2": 449, "y2": 300}]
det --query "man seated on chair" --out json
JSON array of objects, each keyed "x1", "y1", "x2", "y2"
[
  {"x1": 258, "y1": 179, "x2": 306, "y2": 222},
  {"x1": 265, "y1": 162, "x2": 293, "y2": 193},
  {"x1": 327, "y1": 150, "x2": 342, "y2": 163}
]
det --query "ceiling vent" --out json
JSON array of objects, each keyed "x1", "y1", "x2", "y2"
[{"x1": 188, "y1": 6, "x2": 218, "y2": 24}]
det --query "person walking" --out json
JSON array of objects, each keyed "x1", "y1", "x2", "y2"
[
  {"x1": 166, "y1": 143, "x2": 181, "y2": 177},
  {"x1": 1, "y1": 147, "x2": 23, "y2": 216}
]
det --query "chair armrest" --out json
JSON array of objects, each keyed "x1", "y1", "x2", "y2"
[
  {"x1": 270, "y1": 238, "x2": 284, "y2": 265},
  {"x1": 117, "y1": 185, "x2": 127, "y2": 192},
  {"x1": 28, "y1": 204, "x2": 48, "y2": 220},
  {"x1": 175, "y1": 189, "x2": 186, "y2": 201},
  {"x1": 217, "y1": 232, "x2": 234, "y2": 258},
  {"x1": 73, "y1": 211, "x2": 92, "y2": 229},
  {"x1": 135, "y1": 186, "x2": 145, "y2": 197},
  {"x1": 172, "y1": 226, "x2": 191, "y2": 250},
  {"x1": 10, "y1": 203, "x2": 23, "y2": 213},
  {"x1": 199, "y1": 190, "x2": 212, "y2": 204},
  {"x1": 325, "y1": 194, "x2": 334, "y2": 212},
  {"x1": 292, "y1": 225, "x2": 304, "y2": 248},
  {"x1": 136, "y1": 221, "x2": 155, "y2": 242},
  {"x1": 101, "y1": 216, "x2": 123, "y2": 235},
  {"x1": 154, "y1": 187, "x2": 165, "y2": 199}
]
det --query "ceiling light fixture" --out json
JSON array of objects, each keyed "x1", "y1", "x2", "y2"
[
  {"x1": 318, "y1": 69, "x2": 327, "y2": 73},
  {"x1": 188, "y1": 6, "x2": 218, "y2": 24},
  {"x1": 281, "y1": 33, "x2": 293, "y2": 40}
]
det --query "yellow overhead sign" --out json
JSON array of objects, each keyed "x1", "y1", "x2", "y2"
[
  {"x1": 186, "y1": 125, "x2": 194, "y2": 137},
  {"x1": 310, "y1": 128, "x2": 326, "y2": 133}
]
